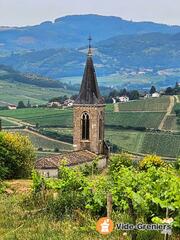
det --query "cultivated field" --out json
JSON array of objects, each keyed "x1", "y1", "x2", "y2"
[
  {"x1": 0, "y1": 79, "x2": 75, "y2": 105},
  {"x1": 0, "y1": 95, "x2": 180, "y2": 158},
  {"x1": 106, "y1": 112, "x2": 165, "y2": 129},
  {"x1": 0, "y1": 108, "x2": 73, "y2": 127},
  {"x1": 118, "y1": 96, "x2": 170, "y2": 112},
  {"x1": 8, "y1": 129, "x2": 73, "y2": 151},
  {"x1": 105, "y1": 129, "x2": 145, "y2": 153},
  {"x1": 1, "y1": 119, "x2": 18, "y2": 127},
  {"x1": 141, "y1": 132, "x2": 180, "y2": 158}
]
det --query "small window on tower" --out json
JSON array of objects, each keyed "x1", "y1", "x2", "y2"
[
  {"x1": 99, "y1": 118, "x2": 103, "y2": 140},
  {"x1": 81, "y1": 113, "x2": 90, "y2": 140}
]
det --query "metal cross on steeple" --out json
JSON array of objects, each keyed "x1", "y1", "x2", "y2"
[{"x1": 88, "y1": 35, "x2": 93, "y2": 56}]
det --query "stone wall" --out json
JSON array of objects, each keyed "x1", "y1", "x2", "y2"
[{"x1": 73, "y1": 104, "x2": 105, "y2": 154}]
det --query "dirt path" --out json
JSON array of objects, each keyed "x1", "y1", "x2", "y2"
[
  {"x1": 175, "y1": 95, "x2": 180, "y2": 103},
  {"x1": 114, "y1": 103, "x2": 119, "y2": 112},
  {"x1": 1, "y1": 116, "x2": 72, "y2": 146},
  {"x1": 158, "y1": 96, "x2": 175, "y2": 130}
]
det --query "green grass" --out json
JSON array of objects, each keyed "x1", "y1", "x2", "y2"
[
  {"x1": 106, "y1": 112, "x2": 165, "y2": 129},
  {"x1": 118, "y1": 96, "x2": 169, "y2": 112},
  {"x1": 105, "y1": 129, "x2": 180, "y2": 157},
  {"x1": 141, "y1": 132, "x2": 180, "y2": 158},
  {"x1": 0, "y1": 106, "x2": 166, "y2": 130},
  {"x1": 0, "y1": 192, "x2": 124, "y2": 240},
  {"x1": 105, "y1": 129, "x2": 145, "y2": 152},
  {"x1": 0, "y1": 108, "x2": 73, "y2": 127},
  {"x1": 105, "y1": 104, "x2": 114, "y2": 112},
  {"x1": 1, "y1": 119, "x2": 18, "y2": 127},
  {"x1": 163, "y1": 115, "x2": 177, "y2": 131},
  {"x1": 60, "y1": 73, "x2": 167, "y2": 88},
  {"x1": 0, "y1": 104, "x2": 179, "y2": 158},
  {"x1": 7, "y1": 129, "x2": 73, "y2": 151},
  {"x1": 0, "y1": 79, "x2": 75, "y2": 105}
]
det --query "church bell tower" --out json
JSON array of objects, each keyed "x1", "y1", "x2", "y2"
[{"x1": 73, "y1": 37, "x2": 105, "y2": 154}]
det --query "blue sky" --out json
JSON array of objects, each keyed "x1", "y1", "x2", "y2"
[{"x1": 0, "y1": 0, "x2": 179, "y2": 26}]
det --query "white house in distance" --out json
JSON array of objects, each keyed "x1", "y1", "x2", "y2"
[
  {"x1": 7, "y1": 104, "x2": 17, "y2": 110},
  {"x1": 47, "y1": 102, "x2": 62, "y2": 108},
  {"x1": 119, "y1": 96, "x2": 129, "y2": 102},
  {"x1": 64, "y1": 99, "x2": 74, "y2": 107},
  {"x1": 152, "y1": 92, "x2": 160, "y2": 98}
]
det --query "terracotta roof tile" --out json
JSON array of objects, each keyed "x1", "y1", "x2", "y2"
[{"x1": 35, "y1": 150, "x2": 99, "y2": 169}]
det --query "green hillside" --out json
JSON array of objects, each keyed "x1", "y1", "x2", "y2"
[
  {"x1": 0, "y1": 108, "x2": 165, "y2": 129},
  {"x1": 0, "y1": 108, "x2": 73, "y2": 127},
  {"x1": 141, "y1": 132, "x2": 180, "y2": 158},
  {"x1": 0, "y1": 32, "x2": 180, "y2": 89},
  {"x1": 1, "y1": 95, "x2": 180, "y2": 158},
  {"x1": 106, "y1": 112, "x2": 165, "y2": 129},
  {"x1": 0, "y1": 79, "x2": 74, "y2": 106},
  {"x1": 8, "y1": 129, "x2": 73, "y2": 151},
  {"x1": 118, "y1": 96, "x2": 169, "y2": 112}
]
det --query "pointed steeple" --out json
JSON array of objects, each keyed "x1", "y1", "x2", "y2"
[
  {"x1": 87, "y1": 35, "x2": 93, "y2": 57},
  {"x1": 75, "y1": 37, "x2": 104, "y2": 105}
]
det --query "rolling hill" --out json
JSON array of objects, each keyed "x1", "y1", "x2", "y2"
[
  {"x1": 0, "y1": 14, "x2": 180, "y2": 54},
  {"x1": 0, "y1": 32, "x2": 179, "y2": 89},
  {"x1": 0, "y1": 15, "x2": 180, "y2": 89}
]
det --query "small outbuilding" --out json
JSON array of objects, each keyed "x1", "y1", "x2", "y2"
[
  {"x1": 35, "y1": 150, "x2": 107, "y2": 178},
  {"x1": 152, "y1": 92, "x2": 160, "y2": 98}
]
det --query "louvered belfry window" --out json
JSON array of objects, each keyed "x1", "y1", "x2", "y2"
[{"x1": 82, "y1": 113, "x2": 90, "y2": 140}]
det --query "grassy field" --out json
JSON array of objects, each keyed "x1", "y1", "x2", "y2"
[
  {"x1": 43, "y1": 128, "x2": 180, "y2": 158},
  {"x1": 0, "y1": 100, "x2": 179, "y2": 158},
  {"x1": 105, "y1": 130, "x2": 180, "y2": 157},
  {"x1": 106, "y1": 112, "x2": 165, "y2": 129},
  {"x1": 1, "y1": 119, "x2": 18, "y2": 127},
  {"x1": 0, "y1": 179, "x2": 173, "y2": 240},
  {"x1": 163, "y1": 115, "x2": 177, "y2": 131},
  {"x1": 0, "y1": 192, "x2": 114, "y2": 240},
  {"x1": 0, "y1": 108, "x2": 164, "y2": 129},
  {"x1": 60, "y1": 73, "x2": 167, "y2": 88},
  {"x1": 0, "y1": 108, "x2": 73, "y2": 127},
  {"x1": 105, "y1": 129, "x2": 145, "y2": 153},
  {"x1": 118, "y1": 96, "x2": 169, "y2": 112},
  {"x1": 174, "y1": 102, "x2": 180, "y2": 131},
  {"x1": 0, "y1": 79, "x2": 75, "y2": 105},
  {"x1": 7, "y1": 129, "x2": 73, "y2": 152}
]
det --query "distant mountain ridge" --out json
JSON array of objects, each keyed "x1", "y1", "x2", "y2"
[
  {"x1": 0, "y1": 14, "x2": 180, "y2": 53},
  {"x1": 0, "y1": 14, "x2": 180, "y2": 89},
  {"x1": 0, "y1": 32, "x2": 179, "y2": 79}
]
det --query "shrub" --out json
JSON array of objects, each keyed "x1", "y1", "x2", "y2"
[
  {"x1": 109, "y1": 153, "x2": 133, "y2": 174},
  {"x1": 139, "y1": 155, "x2": 166, "y2": 170},
  {"x1": 0, "y1": 132, "x2": 35, "y2": 179},
  {"x1": 54, "y1": 147, "x2": 59, "y2": 152}
]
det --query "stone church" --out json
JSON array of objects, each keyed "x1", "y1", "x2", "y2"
[
  {"x1": 36, "y1": 38, "x2": 109, "y2": 178},
  {"x1": 73, "y1": 38, "x2": 106, "y2": 155}
]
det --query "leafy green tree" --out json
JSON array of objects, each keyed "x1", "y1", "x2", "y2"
[
  {"x1": 165, "y1": 87, "x2": 174, "y2": 95},
  {"x1": 129, "y1": 90, "x2": 140, "y2": 100},
  {"x1": 0, "y1": 132, "x2": 35, "y2": 179},
  {"x1": 150, "y1": 85, "x2": 156, "y2": 95},
  {"x1": 17, "y1": 100, "x2": 26, "y2": 109}
]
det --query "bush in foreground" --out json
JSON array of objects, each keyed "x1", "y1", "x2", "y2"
[{"x1": 0, "y1": 132, "x2": 35, "y2": 179}]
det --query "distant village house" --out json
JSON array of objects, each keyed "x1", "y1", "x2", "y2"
[{"x1": 7, "y1": 104, "x2": 17, "y2": 110}]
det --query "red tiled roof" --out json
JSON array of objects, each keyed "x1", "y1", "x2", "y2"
[{"x1": 35, "y1": 150, "x2": 99, "y2": 169}]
